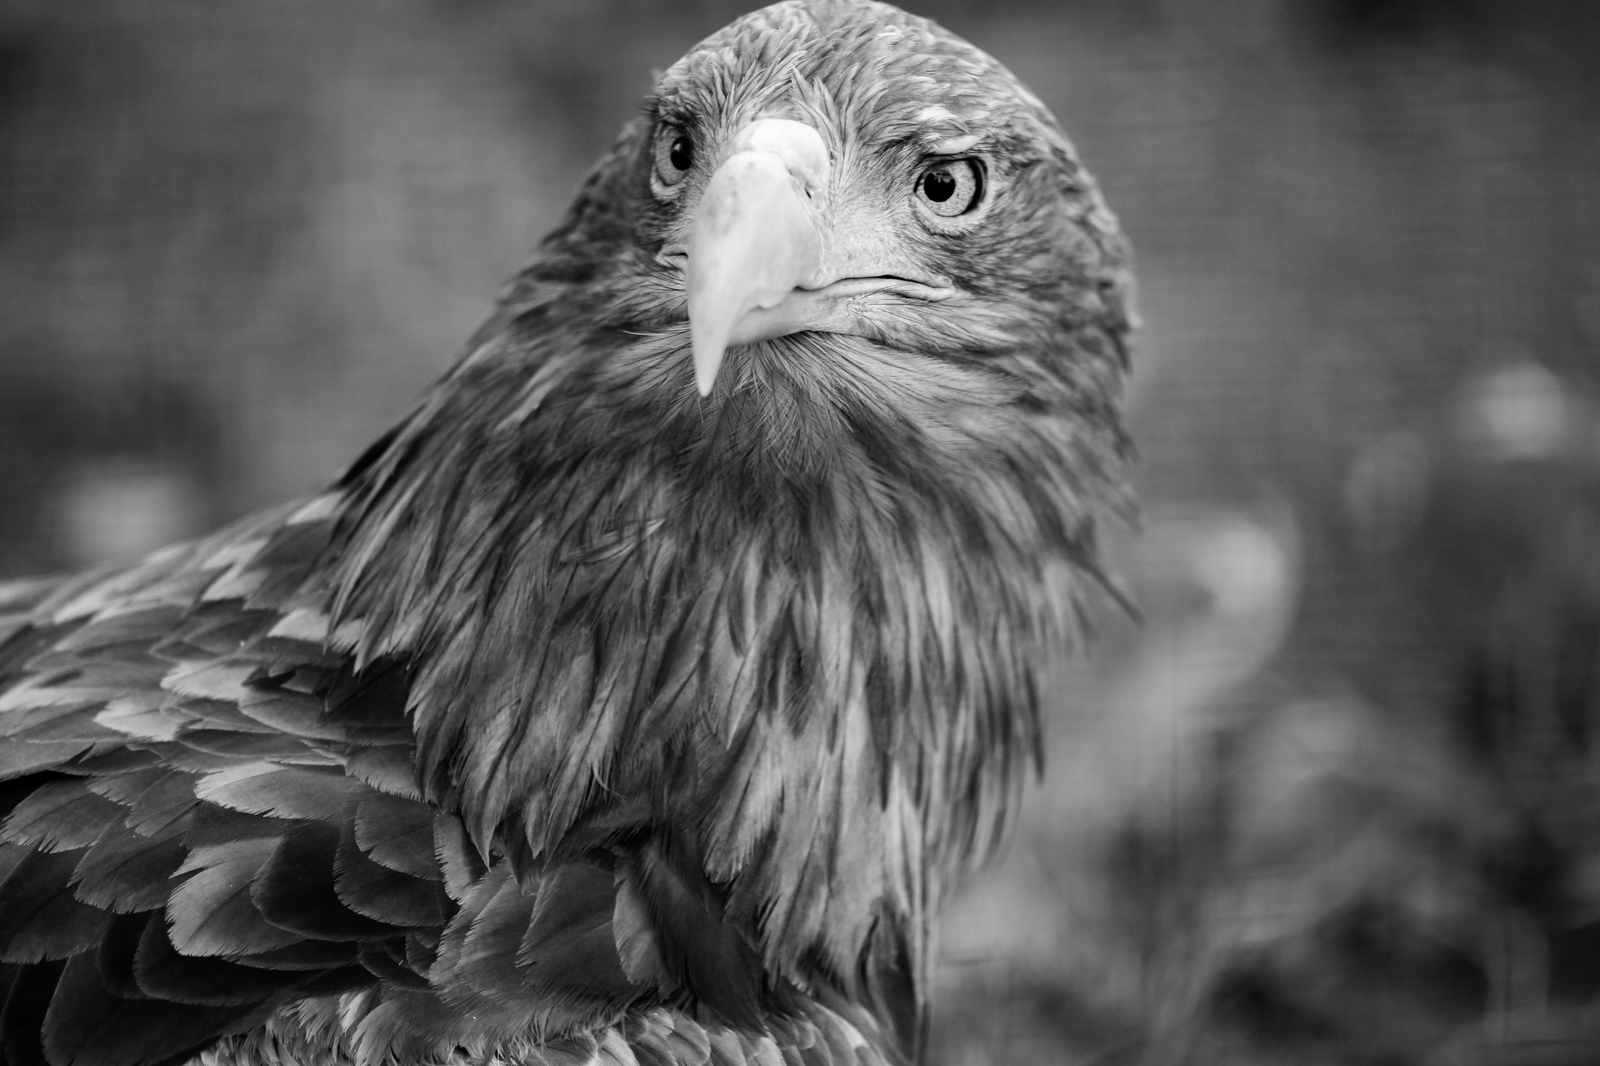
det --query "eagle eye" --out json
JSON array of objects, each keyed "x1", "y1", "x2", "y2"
[
  {"x1": 651, "y1": 125, "x2": 694, "y2": 196},
  {"x1": 915, "y1": 158, "x2": 983, "y2": 218}
]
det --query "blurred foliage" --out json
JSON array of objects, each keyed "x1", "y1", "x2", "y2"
[{"x1": 1, "y1": 0, "x2": 1598, "y2": 1062}]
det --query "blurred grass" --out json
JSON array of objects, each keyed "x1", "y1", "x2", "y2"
[{"x1": 2, "y1": 0, "x2": 1599, "y2": 1062}]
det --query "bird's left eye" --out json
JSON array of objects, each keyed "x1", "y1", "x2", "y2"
[
  {"x1": 915, "y1": 158, "x2": 983, "y2": 217},
  {"x1": 652, "y1": 126, "x2": 694, "y2": 194}
]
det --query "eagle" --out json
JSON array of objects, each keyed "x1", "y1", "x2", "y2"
[{"x1": 0, "y1": 3, "x2": 1134, "y2": 1065}]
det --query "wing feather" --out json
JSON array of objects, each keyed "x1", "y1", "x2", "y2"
[
  {"x1": 93, "y1": 912, "x2": 149, "y2": 1000},
  {"x1": 132, "y1": 917, "x2": 311, "y2": 1007},
  {"x1": 220, "y1": 940, "x2": 360, "y2": 973},
  {"x1": 343, "y1": 745, "x2": 423, "y2": 799},
  {"x1": 356, "y1": 942, "x2": 430, "y2": 989},
  {"x1": 193, "y1": 764, "x2": 362, "y2": 822},
  {"x1": 167, "y1": 836, "x2": 301, "y2": 957},
  {"x1": 1, "y1": 781, "x2": 125, "y2": 853},
  {"x1": 251, "y1": 823, "x2": 397, "y2": 941},
  {"x1": 0, "y1": 743, "x2": 96, "y2": 782},
  {"x1": 333, "y1": 819, "x2": 445, "y2": 928},
  {"x1": 1, "y1": 957, "x2": 64, "y2": 1066},
  {"x1": 351, "y1": 791, "x2": 438, "y2": 880},
  {"x1": 71, "y1": 819, "x2": 188, "y2": 913},
  {"x1": 0, "y1": 849, "x2": 113, "y2": 963},
  {"x1": 40, "y1": 953, "x2": 264, "y2": 1066},
  {"x1": 442, "y1": 867, "x2": 532, "y2": 1004},
  {"x1": 117, "y1": 770, "x2": 201, "y2": 836}
]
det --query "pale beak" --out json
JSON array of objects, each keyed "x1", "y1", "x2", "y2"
[{"x1": 686, "y1": 119, "x2": 828, "y2": 397}]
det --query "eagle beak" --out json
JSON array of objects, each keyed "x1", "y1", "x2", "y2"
[{"x1": 686, "y1": 119, "x2": 828, "y2": 397}]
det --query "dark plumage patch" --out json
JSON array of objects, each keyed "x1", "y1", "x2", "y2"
[
  {"x1": 251, "y1": 823, "x2": 400, "y2": 941},
  {"x1": 41, "y1": 954, "x2": 262, "y2": 1066}
]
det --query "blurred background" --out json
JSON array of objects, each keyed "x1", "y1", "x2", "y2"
[{"x1": 1, "y1": 0, "x2": 1598, "y2": 1062}]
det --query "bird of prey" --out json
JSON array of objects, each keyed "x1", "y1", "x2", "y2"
[{"x1": 0, "y1": 3, "x2": 1133, "y2": 1065}]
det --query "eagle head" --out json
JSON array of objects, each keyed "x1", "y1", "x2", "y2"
[{"x1": 501, "y1": 0, "x2": 1135, "y2": 451}]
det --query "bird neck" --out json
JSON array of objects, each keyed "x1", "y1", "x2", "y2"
[{"x1": 325, "y1": 320, "x2": 1127, "y2": 1027}]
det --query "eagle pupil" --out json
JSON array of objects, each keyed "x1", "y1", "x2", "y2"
[
  {"x1": 669, "y1": 136, "x2": 693, "y2": 171},
  {"x1": 923, "y1": 168, "x2": 956, "y2": 202}
]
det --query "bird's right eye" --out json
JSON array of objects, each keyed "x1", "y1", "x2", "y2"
[
  {"x1": 652, "y1": 126, "x2": 694, "y2": 195},
  {"x1": 915, "y1": 158, "x2": 983, "y2": 218}
]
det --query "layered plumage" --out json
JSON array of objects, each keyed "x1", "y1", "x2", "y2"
[{"x1": 0, "y1": 3, "x2": 1133, "y2": 1065}]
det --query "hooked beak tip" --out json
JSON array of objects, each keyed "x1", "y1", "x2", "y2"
[
  {"x1": 694, "y1": 361, "x2": 718, "y2": 398},
  {"x1": 691, "y1": 330, "x2": 726, "y2": 397}
]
